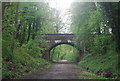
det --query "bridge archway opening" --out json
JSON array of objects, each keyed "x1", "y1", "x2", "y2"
[
  {"x1": 49, "y1": 43, "x2": 79, "y2": 62},
  {"x1": 49, "y1": 42, "x2": 75, "y2": 51}
]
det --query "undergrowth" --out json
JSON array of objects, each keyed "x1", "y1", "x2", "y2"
[
  {"x1": 78, "y1": 49, "x2": 119, "y2": 79},
  {"x1": 79, "y1": 71, "x2": 104, "y2": 79},
  {"x1": 2, "y1": 40, "x2": 51, "y2": 79},
  {"x1": 78, "y1": 35, "x2": 119, "y2": 79}
]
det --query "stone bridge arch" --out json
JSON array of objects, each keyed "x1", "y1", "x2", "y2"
[{"x1": 38, "y1": 34, "x2": 82, "y2": 61}]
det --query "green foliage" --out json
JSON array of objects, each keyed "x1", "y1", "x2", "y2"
[
  {"x1": 2, "y1": 1, "x2": 119, "y2": 79},
  {"x1": 82, "y1": 72, "x2": 96, "y2": 76},
  {"x1": 64, "y1": 49, "x2": 78, "y2": 61},
  {"x1": 22, "y1": 40, "x2": 45, "y2": 58},
  {"x1": 78, "y1": 36, "x2": 119, "y2": 78},
  {"x1": 12, "y1": 47, "x2": 34, "y2": 65},
  {"x1": 92, "y1": 35, "x2": 112, "y2": 54},
  {"x1": 70, "y1": 2, "x2": 119, "y2": 79},
  {"x1": 2, "y1": 63, "x2": 21, "y2": 79},
  {"x1": 2, "y1": 40, "x2": 12, "y2": 61},
  {"x1": 50, "y1": 44, "x2": 78, "y2": 62},
  {"x1": 79, "y1": 71, "x2": 103, "y2": 79},
  {"x1": 78, "y1": 47, "x2": 119, "y2": 78},
  {"x1": 2, "y1": 47, "x2": 50, "y2": 79},
  {"x1": 2, "y1": 2, "x2": 57, "y2": 79}
]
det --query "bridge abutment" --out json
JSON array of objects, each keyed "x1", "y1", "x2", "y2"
[{"x1": 43, "y1": 50, "x2": 50, "y2": 61}]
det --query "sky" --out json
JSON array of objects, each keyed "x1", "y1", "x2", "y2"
[
  {"x1": 48, "y1": 0, "x2": 74, "y2": 10},
  {"x1": 47, "y1": 0, "x2": 74, "y2": 33}
]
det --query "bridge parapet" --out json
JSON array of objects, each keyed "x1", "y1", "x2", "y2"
[
  {"x1": 41, "y1": 34, "x2": 75, "y2": 48},
  {"x1": 42, "y1": 34, "x2": 74, "y2": 40}
]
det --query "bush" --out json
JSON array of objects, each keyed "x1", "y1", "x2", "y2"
[
  {"x1": 92, "y1": 35, "x2": 112, "y2": 54},
  {"x1": 2, "y1": 47, "x2": 50, "y2": 79},
  {"x1": 2, "y1": 40, "x2": 12, "y2": 61},
  {"x1": 22, "y1": 40, "x2": 44, "y2": 58},
  {"x1": 2, "y1": 40, "x2": 50, "y2": 79},
  {"x1": 78, "y1": 48, "x2": 119, "y2": 78},
  {"x1": 78, "y1": 35, "x2": 119, "y2": 78}
]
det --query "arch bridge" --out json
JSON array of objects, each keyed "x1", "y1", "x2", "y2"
[{"x1": 38, "y1": 34, "x2": 76, "y2": 60}]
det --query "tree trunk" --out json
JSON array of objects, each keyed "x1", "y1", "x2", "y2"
[
  {"x1": 27, "y1": 23, "x2": 32, "y2": 42},
  {"x1": 11, "y1": 2, "x2": 19, "y2": 52},
  {"x1": 32, "y1": 19, "x2": 36, "y2": 40},
  {"x1": 14, "y1": 2, "x2": 19, "y2": 32},
  {"x1": 20, "y1": 27, "x2": 26, "y2": 46},
  {"x1": 2, "y1": 2, "x2": 6, "y2": 21},
  {"x1": 15, "y1": 24, "x2": 21, "y2": 39}
]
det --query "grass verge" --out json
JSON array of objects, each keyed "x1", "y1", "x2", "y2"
[
  {"x1": 2, "y1": 47, "x2": 51, "y2": 79},
  {"x1": 78, "y1": 50, "x2": 119, "y2": 79}
]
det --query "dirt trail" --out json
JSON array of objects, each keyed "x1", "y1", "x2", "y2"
[{"x1": 21, "y1": 60, "x2": 102, "y2": 79}]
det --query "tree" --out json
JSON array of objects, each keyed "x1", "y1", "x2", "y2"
[{"x1": 70, "y1": 2, "x2": 119, "y2": 61}]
